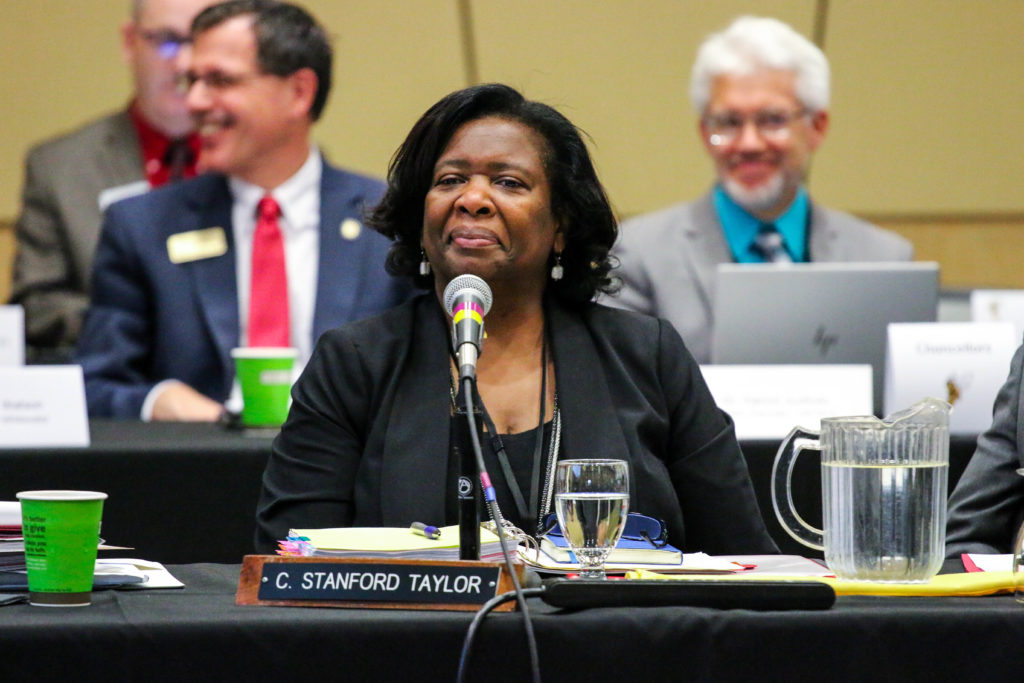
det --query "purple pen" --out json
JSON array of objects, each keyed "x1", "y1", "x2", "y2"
[{"x1": 410, "y1": 522, "x2": 441, "y2": 540}]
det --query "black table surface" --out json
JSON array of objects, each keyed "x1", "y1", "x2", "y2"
[
  {"x1": 0, "y1": 562, "x2": 1019, "y2": 681},
  {"x1": 0, "y1": 422, "x2": 980, "y2": 563}
]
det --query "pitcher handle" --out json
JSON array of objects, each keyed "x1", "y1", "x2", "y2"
[{"x1": 771, "y1": 426, "x2": 824, "y2": 551}]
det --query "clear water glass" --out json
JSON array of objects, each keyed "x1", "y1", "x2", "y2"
[{"x1": 554, "y1": 459, "x2": 629, "y2": 580}]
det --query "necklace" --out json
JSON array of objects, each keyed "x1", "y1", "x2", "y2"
[{"x1": 448, "y1": 329, "x2": 561, "y2": 534}]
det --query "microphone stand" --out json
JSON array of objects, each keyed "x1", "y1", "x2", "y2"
[
  {"x1": 450, "y1": 381, "x2": 482, "y2": 560},
  {"x1": 456, "y1": 375, "x2": 541, "y2": 683}
]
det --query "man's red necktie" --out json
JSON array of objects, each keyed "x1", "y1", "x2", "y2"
[{"x1": 248, "y1": 195, "x2": 290, "y2": 347}]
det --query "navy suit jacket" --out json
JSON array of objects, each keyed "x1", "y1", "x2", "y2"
[{"x1": 76, "y1": 162, "x2": 412, "y2": 418}]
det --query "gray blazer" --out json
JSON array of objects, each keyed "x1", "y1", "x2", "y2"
[
  {"x1": 606, "y1": 191, "x2": 914, "y2": 363},
  {"x1": 946, "y1": 339, "x2": 1024, "y2": 557},
  {"x1": 10, "y1": 110, "x2": 144, "y2": 350}
]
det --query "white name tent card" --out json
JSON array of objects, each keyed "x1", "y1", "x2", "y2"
[
  {"x1": 699, "y1": 365, "x2": 873, "y2": 440},
  {"x1": 970, "y1": 290, "x2": 1024, "y2": 343},
  {"x1": 0, "y1": 366, "x2": 90, "y2": 447},
  {"x1": 0, "y1": 306, "x2": 25, "y2": 366},
  {"x1": 885, "y1": 322, "x2": 1017, "y2": 435}
]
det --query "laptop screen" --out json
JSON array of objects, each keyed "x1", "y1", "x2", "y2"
[{"x1": 710, "y1": 262, "x2": 939, "y2": 415}]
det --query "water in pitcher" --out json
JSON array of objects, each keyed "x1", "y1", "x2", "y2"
[{"x1": 822, "y1": 461, "x2": 948, "y2": 582}]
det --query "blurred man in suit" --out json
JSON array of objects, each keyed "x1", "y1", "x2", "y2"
[
  {"x1": 10, "y1": 0, "x2": 216, "y2": 362},
  {"x1": 946, "y1": 339, "x2": 1024, "y2": 557},
  {"x1": 608, "y1": 16, "x2": 912, "y2": 363},
  {"x1": 76, "y1": 0, "x2": 411, "y2": 420}
]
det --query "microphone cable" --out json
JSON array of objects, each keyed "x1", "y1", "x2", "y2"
[
  {"x1": 457, "y1": 587, "x2": 545, "y2": 681},
  {"x1": 455, "y1": 376, "x2": 542, "y2": 683}
]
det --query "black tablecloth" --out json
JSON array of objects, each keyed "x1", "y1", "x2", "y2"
[
  {"x1": 0, "y1": 563, "x2": 1018, "y2": 681},
  {"x1": 0, "y1": 422, "x2": 274, "y2": 564},
  {"x1": 0, "y1": 423, "x2": 980, "y2": 562}
]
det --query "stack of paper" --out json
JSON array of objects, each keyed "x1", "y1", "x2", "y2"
[
  {"x1": 94, "y1": 559, "x2": 184, "y2": 589},
  {"x1": 282, "y1": 525, "x2": 514, "y2": 562},
  {"x1": 0, "y1": 502, "x2": 24, "y2": 571}
]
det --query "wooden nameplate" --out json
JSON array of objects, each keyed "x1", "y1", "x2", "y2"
[{"x1": 236, "y1": 555, "x2": 524, "y2": 611}]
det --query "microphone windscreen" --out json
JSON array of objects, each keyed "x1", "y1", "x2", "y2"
[{"x1": 443, "y1": 274, "x2": 493, "y2": 316}]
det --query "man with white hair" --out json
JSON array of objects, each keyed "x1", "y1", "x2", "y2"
[{"x1": 608, "y1": 16, "x2": 912, "y2": 363}]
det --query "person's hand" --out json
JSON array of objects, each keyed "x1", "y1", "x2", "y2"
[{"x1": 151, "y1": 382, "x2": 224, "y2": 422}]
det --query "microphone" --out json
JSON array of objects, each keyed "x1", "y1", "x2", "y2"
[{"x1": 443, "y1": 274, "x2": 493, "y2": 380}]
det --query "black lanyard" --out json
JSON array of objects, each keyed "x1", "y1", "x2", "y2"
[{"x1": 477, "y1": 332, "x2": 549, "y2": 529}]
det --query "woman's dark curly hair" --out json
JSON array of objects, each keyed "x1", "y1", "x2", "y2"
[{"x1": 366, "y1": 83, "x2": 619, "y2": 307}]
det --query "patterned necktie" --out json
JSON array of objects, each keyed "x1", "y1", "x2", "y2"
[
  {"x1": 751, "y1": 224, "x2": 792, "y2": 263},
  {"x1": 248, "y1": 195, "x2": 290, "y2": 347}
]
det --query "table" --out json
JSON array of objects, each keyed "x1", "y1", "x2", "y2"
[
  {"x1": 0, "y1": 563, "x2": 1019, "y2": 680},
  {"x1": 0, "y1": 422, "x2": 274, "y2": 564},
  {"x1": 0, "y1": 423, "x2": 979, "y2": 562}
]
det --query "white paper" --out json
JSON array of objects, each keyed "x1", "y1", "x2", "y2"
[
  {"x1": 700, "y1": 365, "x2": 873, "y2": 439},
  {"x1": 0, "y1": 366, "x2": 90, "y2": 447},
  {"x1": 884, "y1": 322, "x2": 1017, "y2": 434},
  {"x1": 715, "y1": 554, "x2": 835, "y2": 577},
  {"x1": 0, "y1": 306, "x2": 25, "y2": 366},
  {"x1": 94, "y1": 558, "x2": 185, "y2": 589},
  {"x1": 0, "y1": 502, "x2": 20, "y2": 526},
  {"x1": 970, "y1": 290, "x2": 1024, "y2": 343},
  {"x1": 964, "y1": 553, "x2": 1013, "y2": 573}
]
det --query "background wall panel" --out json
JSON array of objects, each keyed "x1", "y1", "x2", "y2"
[
  {"x1": 469, "y1": 0, "x2": 815, "y2": 217},
  {"x1": 1, "y1": 1, "x2": 1022, "y2": 290},
  {"x1": 814, "y1": 0, "x2": 1024, "y2": 214}
]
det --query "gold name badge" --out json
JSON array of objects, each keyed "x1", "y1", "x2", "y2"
[{"x1": 166, "y1": 227, "x2": 229, "y2": 264}]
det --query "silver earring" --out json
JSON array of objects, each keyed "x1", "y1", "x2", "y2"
[
  {"x1": 551, "y1": 252, "x2": 564, "y2": 281},
  {"x1": 419, "y1": 249, "x2": 431, "y2": 276}
]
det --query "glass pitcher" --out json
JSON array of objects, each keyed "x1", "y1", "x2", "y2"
[{"x1": 771, "y1": 397, "x2": 951, "y2": 582}]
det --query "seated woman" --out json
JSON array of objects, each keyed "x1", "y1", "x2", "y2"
[
  {"x1": 946, "y1": 340, "x2": 1024, "y2": 557},
  {"x1": 255, "y1": 83, "x2": 778, "y2": 555}
]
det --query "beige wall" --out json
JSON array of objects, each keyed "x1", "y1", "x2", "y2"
[
  {"x1": 0, "y1": 221, "x2": 12, "y2": 302},
  {"x1": 2, "y1": 0, "x2": 1022, "y2": 289}
]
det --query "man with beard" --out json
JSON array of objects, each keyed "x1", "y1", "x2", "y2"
[{"x1": 608, "y1": 16, "x2": 912, "y2": 363}]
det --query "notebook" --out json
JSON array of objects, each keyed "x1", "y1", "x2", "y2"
[
  {"x1": 539, "y1": 534, "x2": 683, "y2": 565},
  {"x1": 710, "y1": 262, "x2": 939, "y2": 415}
]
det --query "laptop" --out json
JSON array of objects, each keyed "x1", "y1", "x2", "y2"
[{"x1": 710, "y1": 262, "x2": 940, "y2": 415}]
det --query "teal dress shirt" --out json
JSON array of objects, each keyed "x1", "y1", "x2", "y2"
[{"x1": 712, "y1": 185, "x2": 810, "y2": 263}]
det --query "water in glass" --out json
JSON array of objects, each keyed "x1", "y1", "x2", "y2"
[
  {"x1": 555, "y1": 492, "x2": 628, "y2": 575},
  {"x1": 554, "y1": 459, "x2": 629, "y2": 579}
]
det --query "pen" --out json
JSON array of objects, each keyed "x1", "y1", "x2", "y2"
[{"x1": 410, "y1": 522, "x2": 441, "y2": 540}]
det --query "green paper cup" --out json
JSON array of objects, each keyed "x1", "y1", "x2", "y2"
[
  {"x1": 17, "y1": 490, "x2": 107, "y2": 607},
  {"x1": 231, "y1": 347, "x2": 298, "y2": 427}
]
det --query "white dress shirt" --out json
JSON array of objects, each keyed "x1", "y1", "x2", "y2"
[
  {"x1": 142, "y1": 148, "x2": 322, "y2": 419},
  {"x1": 229, "y1": 147, "x2": 321, "y2": 367}
]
